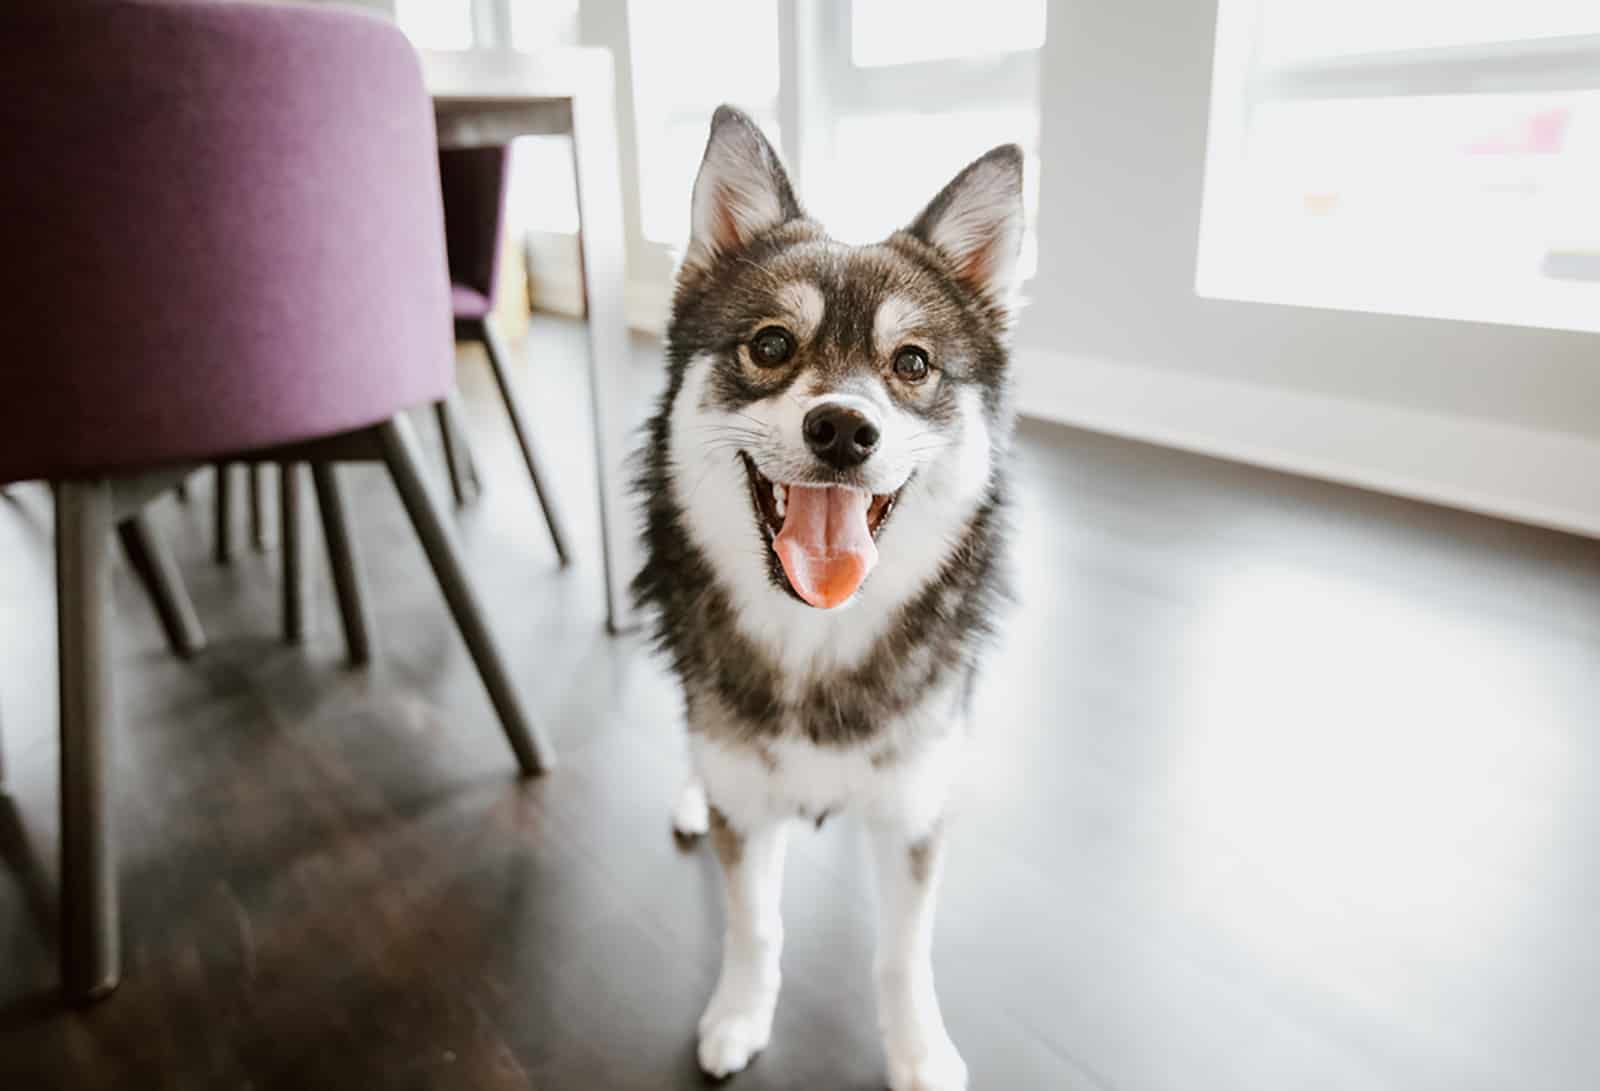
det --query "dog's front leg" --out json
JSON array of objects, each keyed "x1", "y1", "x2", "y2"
[
  {"x1": 698, "y1": 806, "x2": 789, "y2": 1078},
  {"x1": 869, "y1": 816, "x2": 967, "y2": 1091}
]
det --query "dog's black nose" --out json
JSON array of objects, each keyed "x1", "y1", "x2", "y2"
[{"x1": 803, "y1": 403, "x2": 880, "y2": 470}]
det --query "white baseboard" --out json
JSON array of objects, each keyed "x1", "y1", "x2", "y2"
[{"x1": 1015, "y1": 347, "x2": 1600, "y2": 540}]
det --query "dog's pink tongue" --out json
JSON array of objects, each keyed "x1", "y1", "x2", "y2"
[{"x1": 774, "y1": 485, "x2": 878, "y2": 609}]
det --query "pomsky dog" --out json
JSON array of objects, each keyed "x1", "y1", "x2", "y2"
[{"x1": 634, "y1": 105, "x2": 1022, "y2": 1091}]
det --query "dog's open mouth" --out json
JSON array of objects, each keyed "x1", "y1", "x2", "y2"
[{"x1": 740, "y1": 453, "x2": 901, "y2": 609}]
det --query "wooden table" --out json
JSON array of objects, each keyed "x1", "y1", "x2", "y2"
[{"x1": 423, "y1": 48, "x2": 637, "y2": 633}]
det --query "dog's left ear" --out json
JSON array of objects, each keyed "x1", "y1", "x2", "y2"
[
  {"x1": 685, "y1": 105, "x2": 803, "y2": 274},
  {"x1": 907, "y1": 145, "x2": 1025, "y2": 308}
]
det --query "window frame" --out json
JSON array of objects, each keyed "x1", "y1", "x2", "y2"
[
  {"x1": 1198, "y1": 0, "x2": 1600, "y2": 333},
  {"x1": 620, "y1": 0, "x2": 1047, "y2": 322},
  {"x1": 399, "y1": 0, "x2": 1046, "y2": 329},
  {"x1": 784, "y1": 0, "x2": 1040, "y2": 213},
  {"x1": 1250, "y1": 30, "x2": 1600, "y2": 102}
]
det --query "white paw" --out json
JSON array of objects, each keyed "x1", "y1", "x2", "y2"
[
  {"x1": 887, "y1": 1035, "x2": 968, "y2": 1091},
  {"x1": 672, "y1": 779, "x2": 710, "y2": 838},
  {"x1": 697, "y1": 1007, "x2": 773, "y2": 1078}
]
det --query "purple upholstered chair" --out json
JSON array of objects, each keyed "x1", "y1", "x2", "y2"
[
  {"x1": 435, "y1": 144, "x2": 572, "y2": 565},
  {"x1": 0, "y1": 1, "x2": 551, "y2": 1002},
  {"x1": 209, "y1": 148, "x2": 573, "y2": 569}
]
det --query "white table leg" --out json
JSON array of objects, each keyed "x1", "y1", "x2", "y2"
[{"x1": 569, "y1": 72, "x2": 639, "y2": 633}]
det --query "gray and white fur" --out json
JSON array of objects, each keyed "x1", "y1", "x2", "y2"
[{"x1": 633, "y1": 105, "x2": 1023, "y2": 1091}]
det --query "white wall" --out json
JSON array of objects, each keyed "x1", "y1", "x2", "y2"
[{"x1": 1015, "y1": 0, "x2": 1600, "y2": 536}]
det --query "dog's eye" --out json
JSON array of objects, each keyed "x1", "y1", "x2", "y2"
[
  {"x1": 749, "y1": 326, "x2": 796, "y2": 368},
  {"x1": 893, "y1": 346, "x2": 930, "y2": 383}
]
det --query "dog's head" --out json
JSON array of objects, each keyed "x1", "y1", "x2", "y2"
[{"x1": 661, "y1": 106, "x2": 1021, "y2": 618}]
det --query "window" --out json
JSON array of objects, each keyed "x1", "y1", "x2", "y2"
[
  {"x1": 395, "y1": 0, "x2": 475, "y2": 50},
  {"x1": 626, "y1": 0, "x2": 1042, "y2": 269},
  {"x1": 1256, "y1": 1, "x2": 1600, "y2": 64},
  {"x1": 509, "y1": 0, "x2": 579, "y2": 52},
  {"x1": 395, "y1": 0, "x2": 579, "y2": 54},
  {"x1": 851, "y1": 0, "x2": 1044, "y2": 68},
  {"x1": 504, "y1": 0, "x2": 581, "y2": 234},
  {"x1": 396, "y1": 0, "x2": 581, "y2": 234},
  {"x1": 626, "y1": 0, "x2": 783, "y2": 246},
  {"x1": 801, "y1": 1, "x2": 1042, "y2": 269},
  {"x1": 404, "y1": 0, "x2": 1047, "y2": 323},
  {"x1": 1199, "y1": 1, "x2": 1600, "y2": 333}
]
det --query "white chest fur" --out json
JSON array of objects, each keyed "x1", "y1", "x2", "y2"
[{"x1": 689, "y1": 688, "x2": 966, "y2": 839}]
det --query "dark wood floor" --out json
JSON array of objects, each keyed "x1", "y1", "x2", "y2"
[{"x1": 3, "y1": 317, "x2": 1599, "y2": 1090}]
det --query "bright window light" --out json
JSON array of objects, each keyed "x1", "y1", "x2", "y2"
[
  {"x1": 394, "y1": 0, "x2": 474, "y2": 51},
  {"x1": 1258, "y1": 0, "x2": 1600, "y2": 65},
  {"x1": 509, "y1": 0, "x2": 578, "y2": 51},
  {"x1": 851, "y1": 0, "x2": 1044, "y2": 67},
  {"x1": 508, "y1": 137, "x2": 580, "y2": 235},
  {"x1": 816, "y1": 109, "x2": 1039, "y2": 278},
  {"x1": 628, "y1": 0, "x2": 782, "y2": 245},
  {"x1": 1199, "y1": 0, "x2": 1600, "y2": 333},
  {"x1": 505, "y1": 0, "x2": 581, "y2": 234},
  {"x1": 823, "y1": 3, "x2": 1044, "y2": 272}
]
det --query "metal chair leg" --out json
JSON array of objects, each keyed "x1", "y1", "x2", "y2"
[
  {"x1": 480, "y1": 319, "x2": 572, "y2": 567},
  {"x1": 280, "y1": 462, "x2": 306, "y2": 644},
  {"x1": 54, "y1": 479, "x2": 120, "y2": 1002},
  {"x1": 377, "y1": 416, "x2": 552, "y2": 775},
  {"x1": 248, "y1": 464, "x2": 267, "y2": 550},
  {"x1": 213, "y1": 463, "x2": 234, "y2": 564},
  {"x1": 452, "y1": 391, "x2": 484, "y2": 496},
  {"x1": 117, "y1": 511, "x2": 206, "y2": 658},
  {"x1": 310, "y1": 463, "x2": 373, "y2": 666},
  {"x1": 435, "y1": 396, "x2": 482, "y2": 508}
]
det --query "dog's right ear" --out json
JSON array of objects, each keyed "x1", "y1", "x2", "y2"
[{"x1": 684, "y1": 105, "x2": 802, "y2": 274}]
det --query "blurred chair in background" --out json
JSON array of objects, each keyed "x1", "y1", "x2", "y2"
[
  {"x1": 437, "y1": 144, "x2": 572, "y2": 565},
  {"x1": 0, "y1": 0, "x2": 551, "y2": 1003},
  {"x1": 209, "y1": 148, "x2": 573, "y2": 575}
]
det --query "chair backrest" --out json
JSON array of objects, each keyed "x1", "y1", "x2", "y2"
[
  {"x1": 0, "y1": 0, "x2": 455, "y2": 484},
  {"x1": 439, "y1": 144, "x2": 513, "y2": 304}
]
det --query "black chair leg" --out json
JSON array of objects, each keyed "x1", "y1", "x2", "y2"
[
  {"x1": 434, "y1": 396, "x2": 479, "y2": 508},
  {"x1": 116, "y1": 511, "x2": 205, "y2": 658},
  {"x1": 280, "y1": 462, "x2": 306, "y2": 644},
  {"x1": 310, "y1": 463, "x2": 373, "y2": 666},
  {"x1": 454, "y1": 392, "x2": 483, "y2": 497},
  {"x1": 212, "y1": 463, "x2": 233, "y2": 564},
  {"x1": 53, "y1": 479, "x2": 120, "y2": 1002},
  {"x1": 480, "y1": 319, "x2": 572, "y2": 567},
  {"x1": 377, "y1": 415, "x2": 552, "y2": 775}
]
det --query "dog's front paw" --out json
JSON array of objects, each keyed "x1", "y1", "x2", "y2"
[
  {"x1": 886, "y1": 1034, "x2": 968, "y2": 1091},
  {"x1": 697, "y1": 1007, "x2": 773, "y2": 1078}
]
